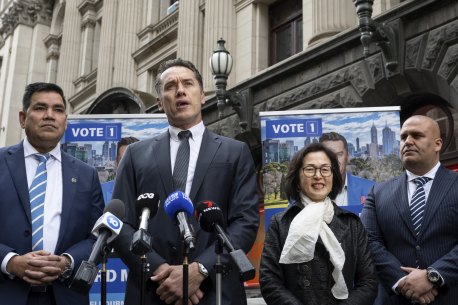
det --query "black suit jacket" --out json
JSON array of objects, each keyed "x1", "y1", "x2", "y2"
[
  {"x1": 112, "y1": 129, "x2": 259, "y2": 305},
  {"x1": 0, "y1": 142, "x2": 104, "y2": 305},
  {"x1": 361, "y1": 165, "x2": 458, "y2": 305}
]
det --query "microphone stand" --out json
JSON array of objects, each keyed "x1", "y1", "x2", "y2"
[
  {"x1": 140, "y1": 254, "x2": 150, "y2": 305},
  {"x1": 215, "y1": 234, "x2": 224, "y2": 305},
  {"x1": 130, "y1": 228, "x2": 152, "y2": 305},
  {"x1": 100, "y1": 246, "x2": 110, "y2": 305},
  {"x1": 182, "y1": 243, "x2": 190, "y2": 305}
]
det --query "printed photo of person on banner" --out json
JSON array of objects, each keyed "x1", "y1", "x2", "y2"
[{"x1": 319, "y1": 132, "x2": 375, "y2": 208}]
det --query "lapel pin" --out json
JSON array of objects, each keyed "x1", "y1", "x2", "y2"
[{"x1": 71, "y1": 177, "x2": 77, "y2": 183}]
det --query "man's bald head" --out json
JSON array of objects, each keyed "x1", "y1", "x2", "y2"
[{"x1": 400, "y1": 115, "x2": 443, "y2": 175}]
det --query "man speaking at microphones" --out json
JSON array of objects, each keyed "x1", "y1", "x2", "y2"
[{"x1": 111, "y1": 59, "x2": 259, "y2": 305}]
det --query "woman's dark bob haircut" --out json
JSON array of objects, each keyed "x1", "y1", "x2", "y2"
[{"x1": 284, "y1": 142, "x2": 343, "y2": 202}]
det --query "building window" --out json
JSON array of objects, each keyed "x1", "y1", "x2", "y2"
[
  {"x1": 167, "y1": 0, "x2": 179, "y2": 15},
  {"x1": 269, "y1": 0, "x2": 303, "y2": 65}
]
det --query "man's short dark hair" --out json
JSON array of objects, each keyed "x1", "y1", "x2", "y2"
[
  {"x1": 319, "y1": 132, "x2": 348, "y2": 152},
  {"x1": 284, "y1": 143, "x2": 343, "y2": 202},
  {"x1": 22, "y1": 82, "x2": 66, "y2": 112},
  {"x1": 117, "y1": 136, "x2": 139, "y2": 157},
  {"x1": 154, "y1": 58, "x2": 203, "y2": 95}
]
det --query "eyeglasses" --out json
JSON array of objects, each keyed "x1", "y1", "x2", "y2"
[{"x1": 302, "y1": 165, "x2": 333, "y2": 177}]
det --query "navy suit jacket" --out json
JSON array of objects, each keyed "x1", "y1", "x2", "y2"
[
  {"x1": 361, "y1": 165, "x2": 458, "y2": 304},
  {"x1": 0, "y1": 142, "x2": 104, "y2": 305},
  {"x1": 112, "y1": 129, "x2": 259, "y2": 305}
]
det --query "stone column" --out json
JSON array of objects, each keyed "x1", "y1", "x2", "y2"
[
  {"x1": 143, "y1": 0, "x2": 160, "y2": 27},
  {"x1": 203, "y1": 0, "x2": 236, "y2": 92},
  {"x1": 0, "y1": 25, "x2": 34, "y2": 146},
  {"x1": 57, "y1": 0, "x2": 82, "y2": 99},
  {"x1": 96, "y1": 0, "x2": 118, "y2": 95},
  {"x1": 0, "y1": 0, "x2": 52, "y2": 145},
  {"x1": 177, "y1": 0, "x2": 203, "y2": 69},
  {"x1": 112, "y1": 0, "x2": 141, "y2": 88},
  {"x1": 79, "y1": 9, "x2": 96, "y2": 76},
  {"x1": 305, "y1": 0, "x2": 357, "y2": 47},
  {"x1": 235, "y1": 1, "x2": 258, "y2": 81},
  {"x1": 44, "y1": 34, "x2": 61, "y2": 83}
]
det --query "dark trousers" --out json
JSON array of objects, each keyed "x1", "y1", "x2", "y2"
[{"x1": 27, "y1": 286, "x2": 56, "y2": 305}]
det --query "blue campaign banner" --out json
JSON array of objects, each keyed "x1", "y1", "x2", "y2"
[
  {"x1": 65, "y1": 123, "x2": 122, "y2": 142},
  {"x1": 265, "y1": 118, "x2": 322, "y2": 138},
  {"x1": 260, "y1": 107, "x2": 402, "y2": 230},
  {"x1": 89, "y1": 258, "x2": 128, "y2": 301},
  {"x1": 63, "y1": 114, "x2": 168, "y2": 304}
]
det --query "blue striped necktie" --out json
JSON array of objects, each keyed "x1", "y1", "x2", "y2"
[
  {"x1": 173, "y1": 130, "x2": 192, "y2": 192},
  {"x1": 410, "y1": 176, "x2": 431, "y2": 236},
  {"x1": 30, "y1": 154, "x2": 49, "y2": 251}
]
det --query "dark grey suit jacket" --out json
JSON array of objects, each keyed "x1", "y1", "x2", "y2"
[
  {"x1": 361, "y1": 165, "x2": 458, "y2": 305},
  {"x1": 112, "y1": 129, "x2": 259, "y2": 305},
  {"x1": 0, "y1": 142, "x2": 104, "y2": 305}
]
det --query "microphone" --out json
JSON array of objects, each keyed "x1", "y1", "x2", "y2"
[
  {"x1": 70, "y1": 199, "x2": 125, "y2": 294},
  {"x1": 164, "y1": 191, "x2": 195, "y2": 250},
  {"x1": 195, "y1": 201, "x2": 255, "y2": 281},
  {"x1": 131, "y1": 192, "x2": 160, "y2": 255}
]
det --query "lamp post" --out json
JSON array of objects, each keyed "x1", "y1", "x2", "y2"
[
  {"x1": 209, "y1": 38, "x2": 252, "y2": 132},
  {"x1": 353, "y1": 0, "x2": 398, "y2": 72}
]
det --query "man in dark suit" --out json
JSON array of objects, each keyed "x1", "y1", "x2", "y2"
[
  {"x1": 0, "y1": 82, "x2": 104, "y2": 305},
  {"x1": 361, "y1": 115, "x2": 458, "y2": 304},
  {"x1": 112, "y1": 58, "x2": 259, "y2": 305}
]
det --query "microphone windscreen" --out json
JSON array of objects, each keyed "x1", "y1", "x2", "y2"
[
  {"x1": 104, "y1": 199, "x2": 125, "y2": 220},
  {"x1": 164, "y1": 191, "x2": 194, "y2": 218},
  {"x1": 136, "y1": 193, "x2": 160, "y2": 217},
  {"x1": 195, "y1": 201, "x2": 224, "y2": 232}
]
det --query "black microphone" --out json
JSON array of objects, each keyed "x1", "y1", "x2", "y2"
[
  {"x1": 195, "y1": 201, "x2": 255, "y2": 281},
  {"x1": 131, "y1": 192, "x2": 160, "y2": 255},
  {"x1": 164, "y1": 191, "x2": 195, "y2": 250},
  {"x1": 70, "y1": 199, "x2": 125, "y2": 294}
]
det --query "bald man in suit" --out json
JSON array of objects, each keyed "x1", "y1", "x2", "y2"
[{"x1": 361, "y1": 115, "x2": 458, "y2": 304}]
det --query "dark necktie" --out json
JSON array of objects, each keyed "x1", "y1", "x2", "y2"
[
  {"x1": 410, "y1": 176, "x2": 431, "y2": 236},
  {"x1": 30, "y1": 154, "x2": 49, "y2": 250},
  {"x1": 173, "y1": 130, "x2": 192, "y2": 192}
]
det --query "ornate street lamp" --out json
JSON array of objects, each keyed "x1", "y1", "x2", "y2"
[
  {"x1": 353, "y1": 0, "x2": 398, "y2": 72},
  {"x1": 209, "y1": 38, "x2": 252, "y2": 132}
]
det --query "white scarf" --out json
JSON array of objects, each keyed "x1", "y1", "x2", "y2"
[{"x1": 279, "y1": 193, "x2": 348, "y2": 299}]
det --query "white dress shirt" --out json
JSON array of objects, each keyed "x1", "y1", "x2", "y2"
[
  {"x1": 334, "y1": 173, "x2": 349, "y2": 206},
  {"x1": 1, "y1": 138, "x2": 65, "y2": 274},
  {"x1": 169, "y1": 121, "x2": 205, "y2": 196},
  {"x1": 406, "y1": 162, "x2": 440, "y2": 205}
]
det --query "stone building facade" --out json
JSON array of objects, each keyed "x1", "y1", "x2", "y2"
[{"x1": 0, "y1": 0, "x2": 457, "y2": 167}]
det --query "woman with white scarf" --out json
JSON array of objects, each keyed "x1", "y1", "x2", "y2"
[{"x1": 260, "y1": 143, "x2": 377, "y2": 305}]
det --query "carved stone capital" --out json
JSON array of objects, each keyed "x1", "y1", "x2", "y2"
[
  {"x1": 47, "y1": 47, "x2": 60, "y2": 60},
  {"x1": 44, "y1": 33, "x2": 62, "y2": 60},
  {"x1": 0, "y1": 0, "x2": 53, "y2": 40},
  {"x1": 78, "y1": 0, "x2": 102, "y2": 15},
  {"x1": 81, "y1": 13, "x2": 97, "y2": 29}
]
